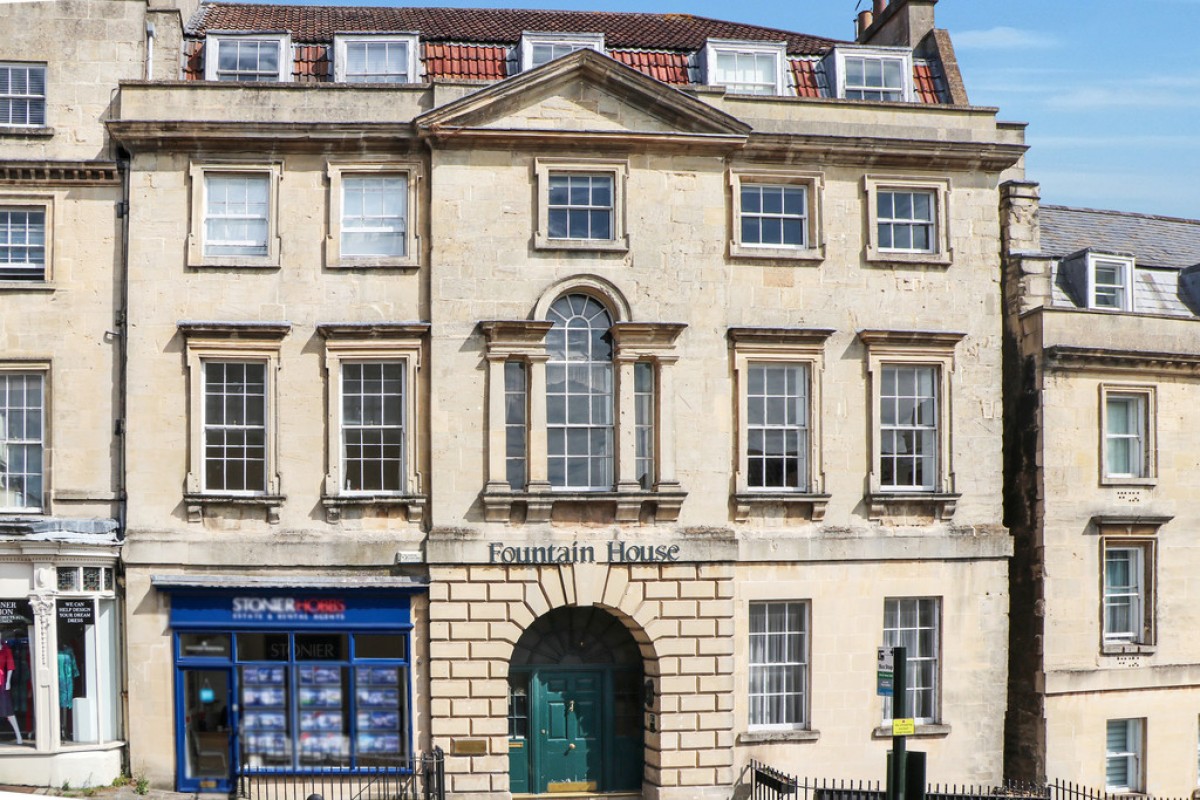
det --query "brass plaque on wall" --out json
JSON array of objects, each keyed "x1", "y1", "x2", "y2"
[
  {"x1": 547, "y1": 782, "x2": 598, "y2": 793},
  {"x1": 451, "y1": 738, "x2": 488, "y2": 755}
]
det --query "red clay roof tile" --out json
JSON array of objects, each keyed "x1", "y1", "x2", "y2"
[
  {"x1": 422, "y1": 43, "x2": 507, "y2": 81},
  {"x1": 609, "y1": 50, "x2": 690, "y2": 86},
  {"x1": 188, "y1": 3, "x2": 841, "y2": 55},
  {"x1": 790, "y1": 59, "x2": 821, "y2": 99},
  {"x1": 913, "y1": 62, "x2": 941, "y2": 104}
]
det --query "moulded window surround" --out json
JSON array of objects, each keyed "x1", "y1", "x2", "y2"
[
  {"x1": 1088, "y1": 254, "x2": 1135, "y2": 311},
  {"x1": 704, "y1": 39, "x2": 788, "y2": 96},
  {"x1": 519, "y1": 32, "x2": 605, "y2": 72},
  {"x1": 825, "y1": 46, "x2": 913, "y2": 102},
  {"x1": 1100, "y1": 386, "x2": 1155, "y2": 485},
  {"x1": 730, "y1": 327, "x2": 833, "y2": 523},
  {"x1": 1101, "y1": 536, "x2": 1155, "y2": 652},
  {"x1": 0, "y1": 365, "x2": 48, "y2": 514},
  {"x1": 332, "y1": 34, "x2": 421, "y2": 84},
  {"x1": 188, "y1": 163, "x2": 282, "y2": 268},
  {"x1": 0, "y1": 194, "x2": 54, "y2": 286},
  {"x1": 181, "y1": 323, "x2": 289, "y2": 523},
  {"x1": 1106, "y1": 718, "x2": 1144, "y2": 793},
  {"x1": 0, "y1": 62, "x2": 47, "y2": 127},
  {"x1": 748, "y1": 600, "x2": 809, "y2": 731},
  {"x1": 317, "y1": 323, "x2": 428, "y2": 523},
  {"x1": 729, "y1": 171, "x2": 824, "y2": 262},
  {"x1": 859, "y1": 329, "x2": 963, "y2": 520},
  {"x1": 204, "y1": 34, "x2": 292, "y2": 82},
  {"x1": 326, "y1": 162, "x2": 420, "y2": 269},
  {"x1": 882, "y1": 597, "x2": 940, "y2": 725},
  {"x1": 534, "y1": 159, "x2": 628, "y2": 252},
  {"x1": 863, "y1": 176, "x2": 952, "y2": 266}
]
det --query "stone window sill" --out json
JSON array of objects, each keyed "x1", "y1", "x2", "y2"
[
  {"x1": 730, "y1": 243, "x2": 825, "y2": 263},
  {"x1": 482, "y1": 488, "x2": 686, "y2": 524},
  {"x1": 738, "y1": 729, "x2": 820, "y2": 744},
  {"x1": 188, "y1": 259, "x2": 280, "y2": 270},
  {"x1": 867, "y1": 492, "x2": 960, "y2": 521},
  {"x1": 183, "y1": 493, "x2": 286, "y2": 524},
  {"x1": 871, "y1": 723, "x2": 950, "y2": 740},
  {"x1": 533, "y1": 235, "x2": 630, "y2": 254},
  {"x1": 0, "y1": 126, "x2": 54, "y2": 138},
  {"x1": 321, "y1": 493, "x2": 426, "y2": 523},
  {"x1": 0, "y1": 280, "x2": 53, "y2": 292},
  {"x1": 866, "y1": 248, "x2": 953, "y2": 268},
  {"x1": 1101, "y1": 643, "x2": 1155, "y2": 656},
  {"x1": 733, "y1": 492, "x2": 831, "y2": 522}
]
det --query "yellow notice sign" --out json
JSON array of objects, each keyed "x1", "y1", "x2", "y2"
[{"x1": 892, "y1": 718, "x2": 916, "y2": 736}]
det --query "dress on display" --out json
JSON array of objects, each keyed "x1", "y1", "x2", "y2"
[
  {"x1": 0, "y1": 644, "x2": 14, "y2": 717},
  {"x1": 58, "y1": 648, "x2": 78, "y2": 709}
]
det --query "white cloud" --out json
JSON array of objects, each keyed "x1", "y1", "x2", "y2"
[{"x1": 953, "y1": 26, "x2": 1059, "y2": 50}]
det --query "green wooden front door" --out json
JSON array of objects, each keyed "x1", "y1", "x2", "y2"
[{"x1": 537, "y1": 670, "x2": 602, "y2": 792}]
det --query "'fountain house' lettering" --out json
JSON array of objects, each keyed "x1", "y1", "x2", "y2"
[{"x1": 488, "y1": 542, "x2": 681, "y2": 564}]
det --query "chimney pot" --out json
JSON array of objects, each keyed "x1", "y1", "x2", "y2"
[
  {"x1": 873, "y1": 0, "x2": 887, "y2": 15},
  {"x1": 857, "y1": 10, "x2": 874, "y2": 37}
]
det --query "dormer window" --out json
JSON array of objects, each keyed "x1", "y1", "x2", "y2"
[
  {"x1": 333, "y1": 34, "x2": 420, "y2": 83},
  {"x1": 704, "y1": 40, "x2": 787, "y2": 96},
  {"x1": 204, "y1": 34, "x2": 291, "y2": 82},
  {"x1": 826, "y1": 46, "x2": 912, "y2": 102},
  {"x1": 1089, "y1": 254, "x2": 1134, "y2": 311},
  {"x1": 519, "y1": 32, "x2": 605, "y2": 72}
]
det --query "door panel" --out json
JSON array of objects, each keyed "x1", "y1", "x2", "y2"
[
  {"x1": 537, "y1": 670, "x2": 602, "y2": 792},
  {"x1": 179, "y1": 667, "x2": 235, "y2": 793}
]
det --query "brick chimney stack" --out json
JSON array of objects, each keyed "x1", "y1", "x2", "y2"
[{"x1": 856, "y1": 0, "x2": 937, "y2": 48}]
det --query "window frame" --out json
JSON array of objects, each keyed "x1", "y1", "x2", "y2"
[
  {"x1": 747, "y1": 600, "x2": 810, "y2": 731},
  {"x1": 332, "y1": 33, "x2": 421, "y2": 84},
  {"x1": 534, "y1": 159, "x2": 628, "y2": 252},
  {"x1": 204, "y1": 33, "x2": 292, "y2": 83},
  {"x1": 729, "y1": 170, "x2": 824, "y2": 262},
  {"x1": 188, "y1": 163, "x2": 282, "y2": 268},
  {"x1": 0, "y1": 61, "x2": 48, "y2": 129},
  {"x1": 1087, "y1": 253, "x2": 1135, "y2": 311},
  {"x1": 326, "y1": 162, "x2": 420, "y2": 269},
  {"x1": 882, "y1": 596, "x2": 940, "y2": 726},
  {"x1": 863, "y1": 176, "x2": 951, "y2": 266},
  {"x1": 703, "y1": 39, "x2": 788, "y2": 96},
  {"x1": 518, "y1": 32, "x2": 605, "y2": 72},
  {"x1": 0, "y1": 364, "x2": 49, "y2": 514},
  {"x1": 826, "y1": 46, "x2": 913, "y2": 102},
  {"x1": 0, "y1": 194, "x2": 54, "y2": 285},
  {"x1": 1100, "y1": 385, "x2": 1155, "y2": 485},
  {"x1": 1105, "y1": 718, "x2": 1144, "y2": 794},
  {"x1": 1101, "y1": 537, "x2": 1155, "y2": 651}
]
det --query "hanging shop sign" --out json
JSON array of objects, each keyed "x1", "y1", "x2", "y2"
[
  {"x1": 57, "y1": 599, "x2": 95, "y2": 625},
  {"x1": 0, "y1": 598, "x2": 33, "y2": 626},
  {"x1": 168, "y1": 590, "x2": 413, "y2": 631},
  {"x1": 488, "y1": 541, "x2": 681, "y2": 565}
]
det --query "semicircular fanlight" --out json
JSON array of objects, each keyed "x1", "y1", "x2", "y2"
[{"x1": 510, "y1": 606, "x2": 642, "y2": 667}]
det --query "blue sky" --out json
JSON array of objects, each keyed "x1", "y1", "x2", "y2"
[{"x1": 276, "y1": 0, "x2": 1200, "y2": 219}]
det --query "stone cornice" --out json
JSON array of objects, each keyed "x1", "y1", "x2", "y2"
[
  {"x1": 0, "y1": 160, "x2": 120, "y2": 186},
  {"x1": 108, "y1": 120, "x2": 419, "y2": 152},
  {"x1": 743, "y1": 133, "x2": 1026, "y2": 172},
  {"x1": 857, "y1": 329, "x2": 967, "y2": 350},
  {"x1": 610, "y1": 322, "x2": 686, "y2": 350},
  {"x1": 177, "y1": 320, "x2": 292, "y2": 340},
  {"x1": 1044, "y1": 345, "x2": 1200, "y2": 375},
  {"x1": 316, "y1": 322, "x2": 430, "y2": 341},
  {"x1": 480, "y1": 320, "x2": 554, "y2": 355},
  {"x1": 727, "y1": 327, "x2": 836, "y2": 347}
]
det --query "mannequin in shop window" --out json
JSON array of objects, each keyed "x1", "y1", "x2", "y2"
[
  {"x1": 59, "y1": 643, "x2": 78, "y2": 740},
  {"x1": 1, "y1": 634, "x2": 21, "y2": 745}
]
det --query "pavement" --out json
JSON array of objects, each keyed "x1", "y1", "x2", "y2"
[{"x1": 1, "y1": 789, "x2": 201, "y2": 800}]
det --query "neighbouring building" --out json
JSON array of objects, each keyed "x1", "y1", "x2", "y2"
[
  {"x1": 6, "y1": 0, "x2": 1032, "y2": 794},
  {"x1": 1002, "y1": 187, "x2": 1200, "y2": 796},
  {"x1": 0, "y1": 0, "x2": 140, "y2": 785}
]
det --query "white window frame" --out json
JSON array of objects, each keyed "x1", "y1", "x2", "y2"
[
  {"x1": 1100, "y1": 386, "x2": 1155, "y2": 485},
  {"x1": 864, "y1": 176, "x2": 952, "y2": 265},
  {"x1": 322, "y1": 337, "x2": 421, "y2": 499},
  {"x1": 534, "y1": 159, "x2": 628, "y2": 252},
  {"x1": 0, "y1": 365, "x2": 48, "y2": 514},
  {"x1": 1102, "y1": 539, "x2": 1154, "y2": 649},
  {"x1": 326, "y1": 162, "x2": 420, "y2": 269},
  {"x1": 204, "y1": 33, "x2": 292, "y2": 82},
  {"x1": 0, "y1": 62, "x2": 47, "y2": 128},
  {"x1": 882, "y1": 597, "x2": 940, "y2": 725},
  {"x1": 184, "y1": 334, "x2": 283, "y2": 499},
  {"x1": 1106, "y1": 718, "x2": 1144, "y2": 793},
  {"x1": 703, "y1": 39, "x2": 788, "y2": 96},
  {"x1": 519, "y1": 32, "x2": 605, "y2": 72},
  {"x1": 0, "y1": 194, "x2": 54, "y2": 283},
  {"x1": 1088, "y1": 254, "x2": 1135, "y2": 311},
  {"x1": 729, "y1": 170, "x2": 824, "y2": 261},
  {"x1": 748, "y1": 600, "x2": 810, "y2": 731},
  {"x1": 333, "y1": 33, "x2": 421, "y2": 84},
  {"x1": 188, "y1": 163, "x2": 282, "y2": 268},
  {"x1": 825, "y1": 46, "x2": 913, "y2": 102}
]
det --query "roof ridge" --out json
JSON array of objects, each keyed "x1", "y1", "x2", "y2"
[{"x1": 1043, "y1": 204, "x2": 1200, "y2": 227}]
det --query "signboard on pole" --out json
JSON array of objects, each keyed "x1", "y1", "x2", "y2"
[
  {"x1": 892, "y1": 718, "x2": 916, "y2": 736},
  {"x1": 877, "y1": 647, "x2": 894, "y2": 697}
]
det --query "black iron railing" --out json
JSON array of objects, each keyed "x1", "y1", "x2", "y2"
[{"x1": 236, "y1": 748, "x2": 444, "y2": 800}]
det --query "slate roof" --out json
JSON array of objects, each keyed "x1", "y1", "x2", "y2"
[
  {"x1": 1041, "y1": 205, "x2": 1200, "y2": 270},
  {"x1": 187, "y1": 3, "x2": 842, "y2": 55}
]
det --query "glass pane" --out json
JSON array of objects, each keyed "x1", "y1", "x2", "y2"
[
  {"x1": 298, "y1": 665, "x2": 350, "y2": 767},
  {"x1": 181, "y1": 633, "x2": 232, "y2": 659},
  {"x1": 242, "y1": 665, "x2": 291, "y2": 769},
  {"x1": 184, "y1": 670, "x2": 232, "y2": 781},
  {"x1": 355, "y1": 635, "x2": 406, "y2": 660},
  {"x1": 236, "y1": 633, "x2": 290, "y2": 661}
]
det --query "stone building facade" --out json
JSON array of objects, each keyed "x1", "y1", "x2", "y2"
[
  {"x1": 1002, "y1": 186, "x2": 1200, "y2": 796},
  {"x1": 7, "y1": 0, "x2": 1031, "y2": 794}
]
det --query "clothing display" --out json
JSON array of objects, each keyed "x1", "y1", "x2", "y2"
[
  {"x1": 0, "y1": 644, "x2": 13, "y2": 718},
  {"x1": 58, "y1": 647, "x2": 79, "y2": 709}
]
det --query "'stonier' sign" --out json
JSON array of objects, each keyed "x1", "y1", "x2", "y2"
[{"x1": 488, "y1": 541, "x2": 681, "y2": 564}]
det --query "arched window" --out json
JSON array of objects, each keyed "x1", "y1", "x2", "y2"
[{"x1": 545, "y1": 294, "x2": 613, "y2": 490}]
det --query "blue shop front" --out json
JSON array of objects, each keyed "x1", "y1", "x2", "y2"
[{"x1": 155, "y1": 578, "x2": 424, "y2": 793}]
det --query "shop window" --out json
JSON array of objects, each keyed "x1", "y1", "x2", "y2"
[{"x1": 0, "y1": 600, "x2": 34, "y2": 746}]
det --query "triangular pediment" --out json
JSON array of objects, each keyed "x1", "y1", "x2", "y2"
[{"x1": 416, "y1": 48, "x2": 751, "y2": 140}]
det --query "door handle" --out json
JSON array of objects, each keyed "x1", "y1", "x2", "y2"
[
  {"x1": 568, "y1": 700, "x2": 575, "y2": 713},
  {"x1": 568, "y1": 743, "x2": 576, "y2": 750}
]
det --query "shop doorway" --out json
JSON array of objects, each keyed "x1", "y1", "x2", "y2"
[
  {"x1": 508, "y1": 607, "x2": 643, "y2": 795},
  {"x1": 178, "y1": 667, "x2": 234, "y2": 793}
]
